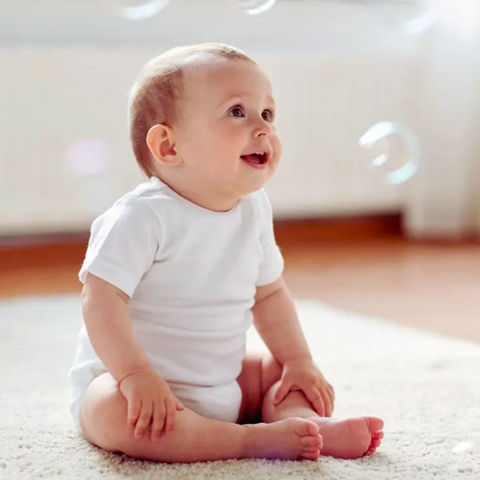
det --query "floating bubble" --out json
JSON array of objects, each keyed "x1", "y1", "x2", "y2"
[
  {"x1": 234, "y1": 0, "x2": 277, "y2": 16},
  {"x1": 106, "y1": 0, "x2": 170, "y2": 21},
  {"x1": 452, "y1": 442, "x2": 475, "y2": 454},
  {"x1": 65, "y1": 139, "x2": 113, "y2": 177},
  {"x1": 358, "y1": 122, "x2": 420, "y2": 185},
  {"x1": 369, "y1": 0, "x2": 447, "y2": 35}
]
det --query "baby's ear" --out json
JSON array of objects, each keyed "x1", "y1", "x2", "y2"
[{"x1": 146, "y1": 124, "x2": 181, "y2": 166}]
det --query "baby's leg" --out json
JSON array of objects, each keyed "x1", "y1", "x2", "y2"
[
  {"x1": 79, "y1": 373, "x2": 322, "y2": 463},
  {"x1": 262, "y1": 381, "x2": 384, "y2": 459},
  {"x1": 236, "y1": 352, "x2": 384, "y2": 459}
]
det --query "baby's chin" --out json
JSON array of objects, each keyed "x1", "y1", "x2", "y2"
[{"x1": 238, "y1": 179, "x2": 271, "y2": 197}]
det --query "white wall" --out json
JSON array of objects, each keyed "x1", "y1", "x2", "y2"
[
  {"x1": 0, "y1": 0, "x2": 416, "y2": 54},
  {"x1": 0, "y1": 0, "x2": 445, "y2": 235},
  {"x1": 404, "y1": 0, "x2": 480, "y2": 239}
]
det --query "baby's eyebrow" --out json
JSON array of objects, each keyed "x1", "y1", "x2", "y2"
[
  {"x1": 216, "y1": 94, "x2": 276, "y2": 109},
  {"x1": 216, "y1": 96, "x2": 242, "y2": 109},
  {"x1": 265, "y1": 95, "x2": 275, "y2": 105}
]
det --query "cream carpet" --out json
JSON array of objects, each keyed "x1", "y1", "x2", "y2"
[{"x1": 1, "y1": 295, "x2": 479, "y2": 480}]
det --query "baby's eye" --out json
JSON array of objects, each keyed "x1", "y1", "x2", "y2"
[
  {"x1": 262, "y1": 109, "x2": 275, "y2": 122},
  {"x1": 229, "y1": 105, "x2": 245, "y2": 118}
]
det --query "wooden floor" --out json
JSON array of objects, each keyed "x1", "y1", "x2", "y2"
[
  {"x1": 281, "y1": 238, "x2": 480, "y2": 344},
  {"x1": 1, "y1": 216, "x2": 479, "y2": 344}
]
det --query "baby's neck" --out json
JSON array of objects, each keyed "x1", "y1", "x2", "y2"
[{"x1": 156, "y1": 174, "x2": 240, "y2": 213}]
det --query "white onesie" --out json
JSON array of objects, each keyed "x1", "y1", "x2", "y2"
[{"x1": 69, "y1": 176, "x2": 284, "y2": 430}]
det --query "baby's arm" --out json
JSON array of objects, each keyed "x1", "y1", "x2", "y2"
[
  {"x1": 82, "y1": 273, "x2": 183, "y2": 440},
  {"x1": 82, "y1": 272, "x2": 150, "y2": 380},
  {"x1": 252, "y1": 276, "x2": 311, "y2": 365},
  {"x1": 252, "y1": 275, "x2": 335, "y2": 416}
]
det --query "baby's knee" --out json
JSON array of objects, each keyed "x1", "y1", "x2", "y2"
[
  {"x1": 260, "y1": 354, "x2": 283, "y2": 394},
  {"x1": 80, "y1": 377, "x2": 128, "y2": 452}
]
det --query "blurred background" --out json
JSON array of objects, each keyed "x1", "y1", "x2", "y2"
[{"x1": 1, "y1": 0, "x2": 479, "y2": 341}]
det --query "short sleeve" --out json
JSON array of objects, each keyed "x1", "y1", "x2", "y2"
[
  {"x1": 79, "y1": 197, "x2": 160, "y2": 297},
  {"x1": 255, "y1": 190, "x2": 284, "y2": 287}
]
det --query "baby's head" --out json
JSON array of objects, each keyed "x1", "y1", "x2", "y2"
[{"x1": 128, "y1": 43, "x2": 281, "y2": 212}]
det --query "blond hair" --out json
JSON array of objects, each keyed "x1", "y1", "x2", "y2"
[{"x1": 128, "y1": 43, "x2": 256, "y2": 178}]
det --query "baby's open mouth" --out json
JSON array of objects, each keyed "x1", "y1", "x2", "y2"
[{"x1": 240, "y1": 152, "x2": 268, "y2": 165}]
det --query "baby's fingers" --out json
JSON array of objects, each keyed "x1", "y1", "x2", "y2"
[
  {"x1": 127, "y1": 397, "x2": 142, "y2": 428},
  {"x1": 164, "y1": 397, "x2": 177, "y2": 434},
  {"x1": 323, "y1": 390, "x2": 333, "y2": 417},
  {"x1": 150, "y1": 400, "x2": 166, "y2": 442},
  {"x1": 307, "y1": 389, "x2": 325, "y2": 417},
  {"x1": 327, "y1": 385, "x2": 335, "y2": 403},
  {"x1": 273, "y1": 381, "x2": 292, "y2": 405},
  {"x1": 325, "y1": 386, "x2": 335, "y2": 416},
  {"x1": 134, "y1": 401, "x2": 153, "y2": 439}
]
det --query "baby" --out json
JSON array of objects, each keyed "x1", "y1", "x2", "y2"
[{"x1": 69, "y1": 43, "x2": 384, "y2": 463}]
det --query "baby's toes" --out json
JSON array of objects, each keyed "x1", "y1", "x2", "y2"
[
  {"x1": 301, "y1": 434, "x2": 322, "y2": 449},
  {"x1": 365, "y1": 417, "x2": 384, "y2": 436},
  {"x1": 371, "y1": 438, "x2": 382, "y2": 448},
  {"x1": 293, "y1": 419, "x2": 320, "y2": 438},
  {"x1": 373, "y1": 431, "x2": 384, "y2": 440},
  {"x1": 301, "y1": 449, "x2": 321, "y2": 461},
  {"x1": 364, "y1": 447, "x2": 376, "y2": 456}
]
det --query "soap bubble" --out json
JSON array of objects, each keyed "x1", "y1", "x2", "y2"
[
  {"x1": 358, "y1": 122, "x2": 420, "y2": 185},
  {"x1": 106, "y1": 0, "x2": 170, "y2": 21},
  {"x1": 234, "y1": 0, "x2": 277, "y2": 15},
  {"x1": 369, "y1": 0, "x2": 446, "y2": 35},
  {"x1": 65, "y1": 139, "x2": 113, "y2": 177}
]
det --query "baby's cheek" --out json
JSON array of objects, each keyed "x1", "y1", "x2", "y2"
[{"x1": 272, "y1": 135, "x2": 282, "y2": 162}]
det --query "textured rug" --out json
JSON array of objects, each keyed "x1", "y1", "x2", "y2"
[{"x1": 1, "y1": 295, "x2": 479, "y2": 479}]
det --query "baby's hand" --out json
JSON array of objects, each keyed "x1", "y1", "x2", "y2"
[
  {"x1": 273, "y1": 358, "x2": 335, "y2": 417},
  {"x1": 119, "y1": 368, "x2": 184, "y2": 442}
]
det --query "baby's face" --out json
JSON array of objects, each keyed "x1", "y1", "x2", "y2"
[{"x1": 174, "y1": 59, "x2": 281, "y2": 205}]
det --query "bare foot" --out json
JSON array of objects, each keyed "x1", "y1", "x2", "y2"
[
  {"x1": 306, "y1": 416, "x2": 384, "y2": 459},
  {"x1": 244, "y1": 418, "x2": 323, "y2": 461}
]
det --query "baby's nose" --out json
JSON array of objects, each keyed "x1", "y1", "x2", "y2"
[{"x1": 253, "y1": 120, "x2": 273, "y2": 138}]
